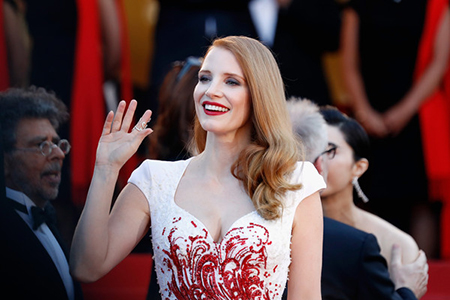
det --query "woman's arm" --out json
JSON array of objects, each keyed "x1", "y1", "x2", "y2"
[
  {"x1": 383, "y1": 9, "x2": 450, "y2": 135},
  {"x1": 70, "y1": 100, "x2": 153, "y2": 282},
  {"x1": 397, "y1": 232, "x2": 421, "y2": 266},
  {"x1": 287, "y1": 191, "x2": 323, "y2": 300},
  {"x1": 340, "y1": 8, "x2": 389, "y2": 137}
]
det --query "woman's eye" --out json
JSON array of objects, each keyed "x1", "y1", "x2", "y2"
[
  {"x1": 226, "y1": 79, "x2": 240, "y2": 86},
  {"x1": 199, "y1": 75, "x2": 210, "y2": 82}
]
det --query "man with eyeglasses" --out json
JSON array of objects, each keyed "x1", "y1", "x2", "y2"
[
  {"x1": 284, "y1": 98, "x2": 428, "y2": 300},
  {"x1": 0, "y1": 86, "x2": 83, "y2": 300}
]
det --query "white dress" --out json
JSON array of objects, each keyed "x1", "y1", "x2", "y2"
[{"x1": 129, "y1": 158, "x2": 325, "y2": 300}]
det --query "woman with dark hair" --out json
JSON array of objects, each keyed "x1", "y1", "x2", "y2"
[
  {"x1": 319, "y1": 106, "x2": 422, "y2": 273},
  {"x1": 148, "y1": 57, "x2": 202, "y2": 161}
]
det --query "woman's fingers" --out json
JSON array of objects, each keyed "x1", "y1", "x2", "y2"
[
  {"x1": 102, "y1": 111, "x2": 115, "y2": 135},
  {"x1": 104, "y1": 99, "x2": 152, "y2": 137},
  {"x1": 133, "y1": 109, "x2": 153, "y2": 134},
  {"x1": 111, "y1": 100, "x2": 127, "y2": 132},
  {"x1": 121, "y1": 99, "x2": 138, "y2": 133}
]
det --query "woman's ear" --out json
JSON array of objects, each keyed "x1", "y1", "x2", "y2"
[{"x1": 352, "y1": 158, "x2": 368, "y2": 178}]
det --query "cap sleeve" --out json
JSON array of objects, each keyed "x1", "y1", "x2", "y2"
[
  {"x1": 128, "y1": 160, "x2": 154, "y2": 202},
  {"x1": 289, "y1": 161, "x2": 326, "y2": 208}
]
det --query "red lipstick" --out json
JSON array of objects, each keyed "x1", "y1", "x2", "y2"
[{"x1": 202, "y1": 101, "x2": 230, "y2": 116}]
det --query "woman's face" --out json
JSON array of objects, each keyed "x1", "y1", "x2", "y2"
[
  {"x1": 193, "y1": 47, "x2": 251, "y2": 139},
  {"x1": 320, "y1": 125, "x2": 356, "y2": 197}
]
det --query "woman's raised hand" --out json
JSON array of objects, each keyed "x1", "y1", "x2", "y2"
[{"x1": 95, "y1": 100, "x2": 152, "y2": 170}]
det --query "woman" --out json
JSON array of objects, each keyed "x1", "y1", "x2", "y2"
[
  {"x1": 148, "y1": 56, "x2": 202, "y2": 161},
  {"x1": 320, "y1": 106, "x2": 420, "y2": 271},
  {"x1": 70, "y1": 36, "x2": 325, "y2": 299}
]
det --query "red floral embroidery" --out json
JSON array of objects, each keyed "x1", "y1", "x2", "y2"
[{"x1": 162, "y1": 223, "x2": 272, "y2": 300}]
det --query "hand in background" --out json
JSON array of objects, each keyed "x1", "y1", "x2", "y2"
[
  {"x1": 390, "y1": 244, "x2": 429, "y2": 299},
  {"x1": 354, "y1": 104, "x2": 390, "y2": 138},
  {"x1": 383, "y1": 99, "x2": 417, "y2": 137}
]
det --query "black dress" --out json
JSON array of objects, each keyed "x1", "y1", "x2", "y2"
[
  {"x1": 350, "y1": 0, "x2": 428, "y2": 231},
  {"x1": 24, "y1": 0, "x2": 77, "y2": 106},
  {"x1": 272, "y1": 0, "x2": 342, "y2": 106}
]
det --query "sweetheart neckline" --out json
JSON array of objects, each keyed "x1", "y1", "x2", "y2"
[
  {"x1": 170, "y1": 201, "x2": 259, "y2": 244},
  {"x1": 170, "y1": 157, "x2": 260, "y2": 244}
]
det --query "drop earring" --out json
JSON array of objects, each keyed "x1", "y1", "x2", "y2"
[{"x1": 353, "y1": 177, "x2": 369, "y2": 203}]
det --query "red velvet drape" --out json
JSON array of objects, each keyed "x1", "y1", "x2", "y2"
[
  {"x1": 416, "y1": 0, "x2": 450, "y2": 259},
  {"x1": 71, "y1": 0, "x2": 138, "y2": 206},
  {"x1": 71, "y1": 0, "x2": 105, "y2": 205}
]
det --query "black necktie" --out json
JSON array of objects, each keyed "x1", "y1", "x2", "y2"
[
  {"x1": 7, "y1": 198, "x2": 68, "y2": 257},
  {"x1": 7, "y1": 198, "x2": 57, "y2": 230},
  {"x1": 31, "y1": 205, "x2": 57, "y2": 230}
]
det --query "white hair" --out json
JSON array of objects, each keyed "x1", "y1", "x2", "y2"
[{"x1": 287, "y1": 97, "x2": 328, "y2": 162}]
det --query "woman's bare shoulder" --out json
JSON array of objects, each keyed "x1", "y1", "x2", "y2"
[{"x1": 359, "y1": 210, "x2": 420, "y2": 262}]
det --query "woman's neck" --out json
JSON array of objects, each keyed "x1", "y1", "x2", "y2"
[
  {"x1": 196, "y1": 132, "x2": 250, "y2": 179},
  {"x1": 321, "y1": 185, "x2": 360, "y2": 227}
]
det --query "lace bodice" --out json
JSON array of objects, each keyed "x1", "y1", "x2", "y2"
[{"x1": 129, "y1": 158, "x2": 325, "y2": 300}]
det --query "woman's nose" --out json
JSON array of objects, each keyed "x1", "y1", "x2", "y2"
[{"x1": 205, "y1": 80, "x2": 223, "y2": 98}]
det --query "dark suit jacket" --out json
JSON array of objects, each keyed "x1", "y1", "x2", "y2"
[
  {"x1": 283, "y1": 217, "x2": 416, "y2": 299},
  {"x1": 309, "y1": 217, "x2": 416, "y2": 300},
  {"x1": 0, "y1": 200, "x2": 83, "y2": 300}
]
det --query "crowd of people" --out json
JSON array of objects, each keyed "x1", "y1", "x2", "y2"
[{"x1": 1, "y1": 0, "x2": 449, "y2": 299}]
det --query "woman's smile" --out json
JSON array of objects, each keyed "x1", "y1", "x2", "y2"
[{"x1": 202, "y1": 101, "x2": 230, "y2": 115}]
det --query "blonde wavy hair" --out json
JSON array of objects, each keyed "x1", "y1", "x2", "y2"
[{"x1": 191, "y1": 36, "x2": 304, "y2": 220}]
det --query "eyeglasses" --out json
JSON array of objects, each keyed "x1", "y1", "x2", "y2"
[
  {"x1": 14, "y1": 139, "x2": 71, "y2": 157},
  {"x1": 176, "y1": 56, "x2": 203, "y2": 82},
  {"x1": 321, "y1": 144, "x2": 337, "y2": 160},
  {"x1": 314, "y1": 143, "x2": 337, "y2": 162}
]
